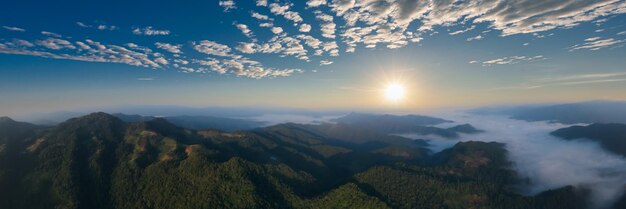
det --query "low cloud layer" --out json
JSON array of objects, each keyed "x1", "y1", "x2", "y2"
[{"x1": 408, "y1": 113, "x2": 626, "y2": 209}]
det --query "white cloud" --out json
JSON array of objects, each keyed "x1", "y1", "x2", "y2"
[
  {"x1": 1, "y1": 39, "x2": 165, "y2": 69},
  {"x1": 235, "y1": 42, "x2": 256, "y2": 54},
  {"x1": 466, "y1": 35, "x2": 484, "y2": 42},
  {"x1": 259, "y1": 23, "x2": 273, "y2": 28},
  {"x1": 320, "y1": 60, "x2": 333, "y2": 65},
  {"x1": 570, "y1": 37, "x2": 625, "y2": 51},
  {"x1": 256, "y1": 0, "x2": 267, "y2": 7},
  {"x1": 132, "y1": 26, "x2": 170, "y2": 35},
  {"x1": 76, "y1": 22, "x2": 90, "y2": 28},
  {"x1": 2, "y1": 26, "x2": 25, "y2": 32},
  {"x1": 320, "y1": 22, "x2": 336, "y2": 39},
  {"x1": 13, "y1": 39, "x2": 34, "y2": 47},
  {"x1": 251, "y1": 12, "x2": 271, "y2": 21},
  {"x1": 299, "y1": 24, "x2": 312, "y2": 32},
  {"x1": 193, "y1": 40, "x2": 232, "y2": 57},
  {"x1": 194, "y1": 56, "x2": 302, "y2": 79},
  {"x1": 155, "y1": 42, "x2": 182, "y2": 54},
  {"x1": 41, "y1": 31, "x2": 62, "y2": 38},
  {"x1": 618, "y1": 31, "x2": 626, "y2": 35},
  {"x1": 307, "y1": 0, "x2": 327, "y2": 8},
  {"x1": 271, "y1": 27, "x2": 283, "y2": 34},
  {"x1": 449, "y1": 25, "x2": 476, "y2": 35},
  {"x1": 482, "y1": 55, "x2": 546, "y2": 66},
  {"x1": 97, "y1": 24, "x2": 118, "y2": 30},
  {"x1": 297, "y1": 35, "x2": 322, "y2": 49},
  {"x1": 269, "y1": 3, "x2": 303, "y2": 23},
  {"x1": 36, "y1": 38, "x2": 76, "y2": 50},
  {"x1": 137, "y1": 77, "x2": 154, "y2": 81},
  {"x1": 76, "y1": 22, "x2": 117, "y2": 30},
  {"x1": 154, "y1": 57, "x2": 169, "y2": 65},
  {"x1": 219, "y1": 0, "x2": 236, "y2": 12},
  {"x1": 236, "y1": 24, "x2": 254, "y2": 38}
]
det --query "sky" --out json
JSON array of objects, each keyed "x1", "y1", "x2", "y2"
[{"x1": 1, "y1": 0, "x2": 626, "y2": 116}]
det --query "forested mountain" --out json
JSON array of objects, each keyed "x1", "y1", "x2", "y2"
[
  {"x1": 331, "y1": 113, "x2": 481, "y2": 138},
  {"x1": 113, "y1": 113, "x2": 265, "y2": 131},
  {"x1": 551, "y1": 123, "x2": 626, "y2": 157},
  {"x1": 0, "y1": 113, "x2": 612, "y2": 209}
]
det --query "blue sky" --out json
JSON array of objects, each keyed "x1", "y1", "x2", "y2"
[{"x1": 1, "y1": 0, "x2": 626, "y2": 116}]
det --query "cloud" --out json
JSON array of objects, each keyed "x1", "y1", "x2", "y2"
[
  {"x1": 417, "y1": 113, "x2": 626, "y2": 209},
  {"x1": 41, "y1": 31, "x2": 62, "y2": 38},
  {"x1": 271, "y1": 27, "x2": 283, "y2": 34},
  {"x1": 320, "y1": 60, "x2": 333, "y2": 65},
  {"x1": 154, "y1": 57, "x2": 168, "y2": 65},
  {"x1": 219, "y1": 0, "x2": 236, "y2": 12},
  {"x1": 195, "y1": 57, "x2": 302, "y2": 79},
  {"x1": 97, "y1": 24, "x2": 118, "y2": 30},
  {"x1": 2, "y1": 26, "x2": 25, "y2": 32},
  {"x1": 235, "y1": 42, "x2": 256, "y2": 54},
  {"x1": 0, "y1": 39, "x2": 165, "y2": 69},
  {"x1": 155, "y1": 42, "x2": 182, "y2": 54},
  {"x1": 251, "y1": 12, "x2": 271, "y2": 21},
  {"x1": 618, "y1": 31, "x2": 626, "y2": 35},
  {"x1": 256, "y1": 0, "x2": 267, "y2": 7},
  {"x1": 494, "y1": 72, "x2": 626, "y2": 90},
  {"x1": 569, "y1": 37, "x2": 624, "y2": 51},
  {"x1": 537, "y1": 72, "x2": 626, "y2": 87},
  {"x1": 132, "y1": 26, "x2": 170, "y2": 35},
  {"x1": 259, "y1": 23, "x2": 273, "y2": 28},
  {"x1": 449, "y1": 25, "x2": 476, "y2": 35},
  {"x1": 36, "y1": 38, "x2": 76, "y2": 50},
  {"x1": 482, "y1": 55, "x2": 546, "y2": 66},
  {"x1": 466, "y1": 35, "x2": 484, "y2": 41},
  {"x1": 193, "y1": 40, "x2": 232, "y2": 57},
  {"x1": 307, "y1": 0, "x2": 327, "y2": 8},
  {"x1": 137, "y1": 77, "x2": 154, "y2": 81},
  {"x1": 269, "y1": 3, "x2": 303, "y2": 23},
  {"x1": 76, "y1": 22, "x2": 118, "y2": 30},
  {"x1": 76, "y1": 22, "x2": 90, "y2": 28},
  {"x1": 236, "y1": 24, "x2": 254, "y2": 38},
  {"x1": 299, "y1": 24, "x2": 312, "y2": 32}
]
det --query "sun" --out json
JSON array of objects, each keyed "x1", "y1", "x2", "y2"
[{"x1": 384, "y1": 82, "x2": 405, "y2": 102}]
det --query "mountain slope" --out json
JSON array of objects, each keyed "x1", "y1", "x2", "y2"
[
  {"x1": 113, "y1": 113, "x2": 265, "y2": 131},
  {"x1": 551, "y1": 123, "x2": 626, "y2": 157},
  {"x1": 0, "y1": 113, "x2": 602, "y2": 209}
]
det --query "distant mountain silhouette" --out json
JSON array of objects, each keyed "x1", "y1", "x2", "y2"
[
  {"x1": 112, "y1": 113, "x2": 265, "y2": 131},
  {"x1": 551, "y1": 123, "x2": 626, "y2": 157},
  {"x1": 472, "y1": 101, "x2": 626, "y2": 124},
  {"x1": 331, "y1": 113, "x2": 481, "y2": 138}
]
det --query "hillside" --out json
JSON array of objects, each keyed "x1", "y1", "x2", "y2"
[
  {"x1": 551, "y1": 123, "x2": 626, "y2": 157},
  {"x1": 0, "y1": 113, "x2": 607, "y2": 209},
  {"x1": 113, "y1": 113, "x2": 265, "y2": 131}
]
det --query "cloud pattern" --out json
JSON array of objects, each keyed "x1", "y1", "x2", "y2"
[{"x1": 1, "y1": 0, "x2": 626, "y2": 78}]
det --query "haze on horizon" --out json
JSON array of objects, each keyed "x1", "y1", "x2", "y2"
[{"x1": 1, "y1": 0, "x2": 626, "y2": 116}]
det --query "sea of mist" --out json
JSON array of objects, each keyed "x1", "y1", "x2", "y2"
[{"x1": 400, "y1": 112, "x2": 626, "y2": 209}]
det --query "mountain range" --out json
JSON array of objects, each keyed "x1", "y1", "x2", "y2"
[
  {"x1": 0, "y1": 113, "x2": 605, "y2": 209},
  {"x1": 332, "y1": 113, "x2": 483, "y2": 138},
  {"x1": 551, "y1": 123, "x2": 626, "y2": 157}
]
